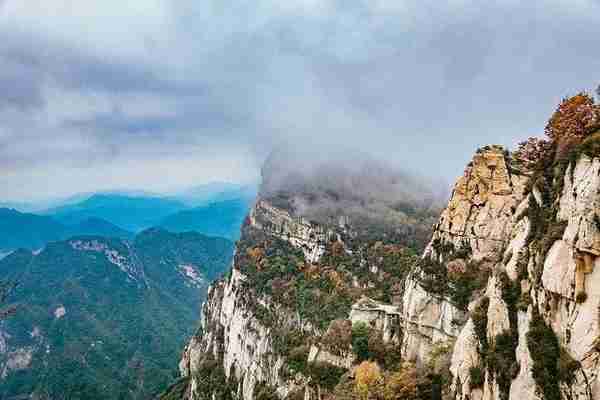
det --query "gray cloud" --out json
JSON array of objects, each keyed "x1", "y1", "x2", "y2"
[{"x1": 1, "y1": 0, "x2": 600, "y2": 201}]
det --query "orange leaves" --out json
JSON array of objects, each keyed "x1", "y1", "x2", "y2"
[
  {"x1": 247, "y1": 246, "x2": 265, "y2": 262},
  {"x1": 355, "y1": 361, "x2": 383, "y2": 400},
  {"x1": 545, "y1": 92, "x2": 600, "y2": 157}
]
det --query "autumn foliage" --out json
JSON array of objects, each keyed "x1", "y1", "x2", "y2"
[
  {"x1": 355, "y1": 361, "x2": 383, "y2": 400},
  {"x1": 515, "y1": 92, "x2": 600, "y2": 166},
  {"x1": 545, "y1": 93, "x2": 600, "y2": 142}
]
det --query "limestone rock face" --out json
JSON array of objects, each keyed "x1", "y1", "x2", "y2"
[
  {"x1": 400, "y1": 276, "x2": 464, "y2": 365},
  {"x1": 349, "y1": 297, "x2": 402, "y2": 343},
  {"x1": 401, "y1": 146, "x2": 527, "y2": 368},
  {"x1": 249, "y1": 200, "x2": 330, "y2": 263},
  {"x1": 428, "y1": 145, "x2": 528, "y2": 261},
  {"x1": 403, "y1": 146, "x2": 600, "y2": 399},
  {"x1": 179, "y1": 268, "x2": 313, "y2": 400}
]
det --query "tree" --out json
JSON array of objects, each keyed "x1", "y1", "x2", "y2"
[
  {"x1": 513, "y1": 137, "x2": 552, "y2": 170},
  {"x1": 354, "y1": 361, "x2": 382, "y2": 400},
  {"x1": 384, "y1": 363, "x2": 418, "y2": 400},
  {"x1": 352, "y1": 322, "x2": 371, "y2": 361},
  {"x1": 545, "y1": 93, "x2": 600, "y2": 157},
  {"x1": 322, "y1": 319, "x2": 352, "y2": 356}
]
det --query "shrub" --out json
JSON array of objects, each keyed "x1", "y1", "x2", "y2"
[
  {"x1": 351, "y1": 322, "x2": 372, "y2": 361},
  {"x1": 287, "y1": 346, "x2": 310, "y2": 374},
  {"x1": 576, "y1": 292, "x2": 588, "y2": 304},
  {"x1": 558, "y1": 348, "x2": 580, "y2": 384},
  {"x1": 527, "y1": 311, "x2": 561, "y2": 400},
  {"x1": 545, "y1": 93, "x2": 600, "y2": 157},
  {"x1": 471, "y1": 297, "x2": 489, "y2": 354},
  {"x1": 254, "y1": 383, "x2": 278, "y2": 400},
  {"x1": 514, "y1": 137, "x2": 552, "y2": 170},
  {"x1": 354, "y1": 361, "x2": 382, "y2": 400},
  {"x1": 322, "y1": 319, "x2": 352, "y2": 356},
  {"x1": 307, "y1": 361, "x2": 346, "y2": 390},
  {"x1": 384, "y1": 363, "x2": 418, "y2": 400},
  {"x1": 468, "y1": 366, "x2": 484, "y2": 389}
]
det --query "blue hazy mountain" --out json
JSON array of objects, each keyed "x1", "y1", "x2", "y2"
[
  {"x1": 44, "y1": 194, "x2": 188, "y2": 232},
  {"x1": 158, "y1": 198, "x2": 252, "y2": 240},
  {"x1": 173, "y1": 182, "x2": 257, "y2": 207},
  {"x1": 71, "y1": 217, "x2": 134, "y2": 239},
  {"x1": 0, "y1": 208, "x2": 133, "y2": 251},
  {"x1": 0, "y1": 208, "x2": 69, "y2": 251}
]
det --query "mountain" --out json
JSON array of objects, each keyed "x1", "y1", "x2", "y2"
[
  {"x1": 44, "y1": 194, "x2": 188, "y2": 232},
  {"x1": 173, "y1": 182, "x2": 257, "y2": 207},
  {"x1": 168, "y1": 94, "x2": 600, "y2": 400},
  {"x1": 159, "y1": 198, "x2": 253, "y2": 240},
  {"x1": 0, "y1": 208, "x2": 69, "y2": 251},
  {"x1": 0, "y1": 208, "x2": 132, "y2": 251},
  {"x1": 166, "y1": 148, "x2": 441, "y2": 400},
  {"x1": 71, "y1": 217, "x2": 134, "y2": 240},
  {"x1": 0, "y1": 229, "x2": 234, "y2": 399}
]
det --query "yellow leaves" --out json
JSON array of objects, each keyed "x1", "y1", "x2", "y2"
[
  {"x1": 303, "y1": 264, "x2": 321, "y2": 280},
  {"x1": 383, "y1": 363, "x2": 418, "y2": 400},
  {"x1": 354, "y1": 361, "x2": 382, "y2": 400},
  {"x1": 247, "y1": 247, "x2": 265, "y2": 263}
]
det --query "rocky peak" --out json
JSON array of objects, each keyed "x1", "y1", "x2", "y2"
[{"x1": 427, "y1": 145, "x2": 528, "y2": 262}]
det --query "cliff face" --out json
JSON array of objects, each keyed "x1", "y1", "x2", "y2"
[
  {"x1": 403, "y1": 143, "x2": 600, "y2": 399},
  {"x1": 177, "y1": 202, "x2": 346, "y2": 400},
  {"x1": 174, "y1": 135, "x2": 600, "y2": 400},
  {"x1": 174, "y1": 160, "x2": 437, "y2": 400},
  {"x1": 401, "y1": 146, "x2": 528, "y2": 365}
]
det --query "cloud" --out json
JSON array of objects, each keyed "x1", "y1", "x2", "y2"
[{"x1": 2, "y1": 0, "x2": 600, "y2": 201}]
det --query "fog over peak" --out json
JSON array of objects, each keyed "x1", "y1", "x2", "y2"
[
  {"x1": 2, "y1": 1, "x2": 600, "y2": 201},
  {"x1": 260, "y1": 144, "x2": 444, "y2": 228}
]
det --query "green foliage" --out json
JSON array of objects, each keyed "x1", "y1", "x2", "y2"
[
  {"x1": 307, "y1": 361, "x2": 346, "y2": 390},
  {"x1": 287, "y1": 346, "x2": 310, "y2": 374},
  {"x1": 468, "y1": 366, "x2": 484, "y2": 389},
  {"x1": 159, "y1": 378, "x2": 190, "y2": 400},
  {"x1": 192, "y1": 355, "x2": 236, "y2": 400},
  {"x1": 416, "y1": 373, "x2": 442, "y2": 400},
  {"x1": 254, "y1": 383, "x2": 279, "y2": 400},
  {"x1": 527, "y1": 311, "x2": 561, "y2": 400},
  {"x1": 471, "y1": 297, "x2": 489, "y2": 354},
  {"x1": 237, "y1": 226, "x2": 419, "y2": 331},
  {"x1": 418, "y1": 256, "x2": 489, "y2": 311},
  {"x1": 0, "y1": 231, "x2": 232, "y2": 400},
  {"x1": 486, "y1": 331, "x2": 518, "y2": 399},
  {"x1": 351, "y1": 322, "x2": 372, "y2": 362}
]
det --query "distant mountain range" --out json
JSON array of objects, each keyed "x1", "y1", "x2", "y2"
[
  {"x1": 43, "y1": 194, "x2": 188, "y2": 232},
  {"x1": 158, "y1": 198, "x2": 251, "y2": 240},
  {"x1": 0, "y1": 184, "x2": 256, "y2": 251},
  {"x1": 0, "y1": 229, "x2": 234, "y2": 399},
  {"x1": 0, "y1": 208, "x2": 132, "y2": 251}
]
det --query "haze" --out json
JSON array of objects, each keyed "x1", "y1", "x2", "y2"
[{"x1": 2, "y1": 0, "x2": 600, "y2": 201}]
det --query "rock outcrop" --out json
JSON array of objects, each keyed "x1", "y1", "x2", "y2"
[{"x1": 402, "y1": 144, "x2": 600, "y2": 399}]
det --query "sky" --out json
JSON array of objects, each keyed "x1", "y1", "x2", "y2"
[{"x1": 1, "y1": 0, "x2": 600, "y2": 201}]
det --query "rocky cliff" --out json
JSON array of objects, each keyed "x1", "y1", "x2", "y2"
[
  {"x1": 170, "y1": 96, "x2": 600, "y2": 400},
  {"x1": 170, "y1": 154, "x2": 439, "y2": 400},
  {"x1": 403, "y1": 137, "x2": 600, "y2": 400}
]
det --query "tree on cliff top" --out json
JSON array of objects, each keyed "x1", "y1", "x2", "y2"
[
  {"x1": 545, "y1": 93, "x2": 600, "y2": 156},
  {"x1": 515, "y1": 92, "x2": 600, "y2": 165}
]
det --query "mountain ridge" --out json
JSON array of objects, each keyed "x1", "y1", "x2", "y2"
[{"x1": 0, "y1": 229, "x2": 235, "y2": 399}]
